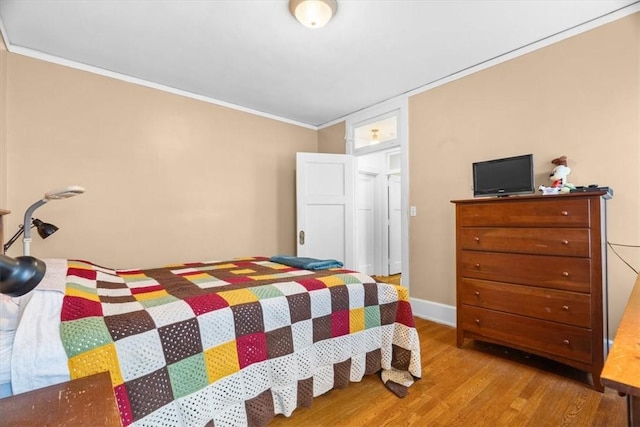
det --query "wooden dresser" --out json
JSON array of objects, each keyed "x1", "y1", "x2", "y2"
[{"x1": 452, "y1": 192, "x2": 610, "y2": 391}]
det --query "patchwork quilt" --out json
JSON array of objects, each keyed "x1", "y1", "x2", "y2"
[{"x1": 59, "y1": 257, "x2": 422, "y2": 426}]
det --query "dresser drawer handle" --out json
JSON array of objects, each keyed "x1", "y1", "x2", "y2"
[
  {"x1": 562, "y1": 305, "x2": 569, "y2": 311},
  {"x1": 561, "y1": 211, "x2": 569, "y2": 216},
  {"x1": 562, "y1": 271, "x2": 569, "y2": 277},
  {"x1": 474, "y1": 263, "x2": 481, "y2": 269},
  {"x1": 563, "y1": 339, "x2": 570, "y2": 345},
  {"x1": 561, "y1": 240, "x2": 569, "y2": 245},
  {"x1": 474, "y1": 319, "x2": 480, "y2": 325},
  {"x1": 474, "y1": 236, "x2": 480, "y2": 242},
  {"x1": 474, "y1": 291, "x2": 480, "y2": 296}
]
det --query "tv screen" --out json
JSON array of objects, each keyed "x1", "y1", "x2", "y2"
[{"x1": 473, "y1": 154, "x2": 534, "y2": 197}]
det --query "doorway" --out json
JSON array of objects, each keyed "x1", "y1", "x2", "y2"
[
  {"x1": 355, "y1": 148, "x2": 401, "y2": 277},
  {"x1": 346, "y1": 98, "x2": 408, "y2": 287}
]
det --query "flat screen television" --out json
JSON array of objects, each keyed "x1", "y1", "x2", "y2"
[{"x1": 472, "y1": 154, "x2": 534, "y2": 197}]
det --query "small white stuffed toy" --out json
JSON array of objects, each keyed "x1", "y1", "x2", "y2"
[{"x1": 539, "y1": 155, "x2": 576, "y2": 194}]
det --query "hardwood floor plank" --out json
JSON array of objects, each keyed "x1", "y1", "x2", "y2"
[{"x1": 270, "y1": 318, "x2": 626, "y2": 426}]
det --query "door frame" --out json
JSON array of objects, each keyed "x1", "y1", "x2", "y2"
[{"x1": 345, "y1": 97, "x2": 410, "y2": 289}]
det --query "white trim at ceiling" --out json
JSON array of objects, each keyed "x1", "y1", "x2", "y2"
[
  {"x1": 1, "y1": 1, "x2": 638, "y2": 131},
  {"x1": 319, "y1": 1, "x2": 640, "y2": 130},
  {"x1": 0, "y1": 17, "x2": 317, "y2": 131}
]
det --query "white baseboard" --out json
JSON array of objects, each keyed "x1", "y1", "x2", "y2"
[{"x1": 409, "y1": 297, "x2": 456, "y2": 327}]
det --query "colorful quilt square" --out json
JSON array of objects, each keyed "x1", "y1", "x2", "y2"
[
  {"x1": 158, "y1": 318, "x2": 203, "y2": 364},
  {"x1": 349, "y1": 307, "x2": 365, "y2": 333},
  {"x1": 231, "y1": 302, "x2": 264, "y2": 336},
  {"x1": 61, "y1": 316, "x2": 112, "y2": 357},
  {"x1": 364, "y1": 305, "x2": 381, "y2": 329},
  {"x1": 318, "y1": 275, "x2": 344, "y2": 288},
  {"x1": 312, "y1": 315, "x2": 332, "y2": 343},
  {"x1": 113, "y1": 384, "x2": 134, "y2": 426},
  {"x1": 296, "y1": 278, "x2": 327, "y2": 292},
  {"x1": 97, "y1": 286, "x2": 132, "y2": 298},
  {"x1": 265, "y1": 326, "x2": 294, "y2": 359},
  {"x1": 125, "y1": 367, "x2": 174, "y2": 421},
  {"x1": 329, "y1": 286, "x2": 349, "y2": 312},
  {"x1": 291, "y1": 320, "x2": 313, "y2": 352},
  {"x1": 331, "y1": 310, "x2": 350, "y2": 337},
  {"x1": 96, "y1": 270, "x2": 124, "y2": 283},
  {"x1": 380, "y1": 301, "x2": 399, "y2": 326},
  {"x1": 104, "y1": 310, "x2": 155, "y2": 341},
  {"x1": 138, "y1": 294, "x2": 179, "y2": 309},
  {"x1": 67, "y1": 267, "x2": 97, "y2": 281},
  {"x1": 260, "y1": 297, "x2": 291, "y2": 332},
  {"x1": 197, "y1": 307, "x2": 236, "y2": 350},
  {"x1": 236, "y1": 332, "x2": 268, "y2": 369},
  {"x1": 61, "y1": 295, "x2": 103, "y2": 321},
  {"x1": 271, "y1": 281, "x2": 308, "y2": 296},
  {"x1": 347, "y1": 283, "x2": 365, "y2": 309},
  {"x1": 204, "y1": 340, "x2": 240, "y2": 383},
  {"x1": 168, "y1": 353, "x2": 209, "y2": 399},
  {"x1": 249, "y1": 285, "x2": 284, "y2": 300},
  {"x1": 286, "y1": 293, "x2": 311, "y2": 323},
  {"x1": 66, "y1": 275, "x2": 100, "y2": 292},
  {"x1": 232, "y1": 269, "x2": 256, "y2": 274},
  {"x1": 185, "y1": 293, "x2": 229, "y2": 316},
  {"x1": 101, "y1": 300, "x2": 145, "y2": 316},
  {"x1": 68, "y1": 342, "x2": 123, "y2": 386},
  {"x1": 219, "y1": 288, "x2": 260, "y2": 306},
  {"x1": 268, "y1": 353, "x2": 297, "y2": 387},
  {"x1": 378, "y1": 283, "x2": 400, "y2": 304},
  {"x1": 115, "y1": 329, "x2": 166, "y2": 382},
  {"x1": 309, "y1": 288, "x2": 331, "y2": 318},
  {"x1": 364, "y1": 282, "x2": 379, "y2": 306},
  {"x1": 245, "y1": 389, "x2": 275, "y2": 427},
  {"x1": 147, "y1": 300, "x2": 195, "y2": 328}
]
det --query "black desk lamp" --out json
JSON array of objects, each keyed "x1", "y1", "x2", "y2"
[
  {"x1": 3, "y1": 185, "x2": 84, "y2": 256},
  {"x1": 3, "y1": 219, "x2": 59, "y2": 253},
  {"x1": 0, "y1": 253, "x2": 46, "y2": 296}
]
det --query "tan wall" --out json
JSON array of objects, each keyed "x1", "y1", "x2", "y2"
[
  {"x1": 409, "y1": 13, "x2": 640, "y2": 336},
  {"x1": 3, "y1": 53, "x2": 317, "y2": 268},
  {"x1": 318, "y1": 122, "x2": 346, "y2": 154},
  {"x1": 0, "y1": 33, "x2": 7, "y2": 208}
]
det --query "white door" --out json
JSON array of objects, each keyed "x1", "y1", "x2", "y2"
[
  {"x1": 388, "y1": 174, "x2": 402, "y2": 275},
  {"x1": 355, "y1": 172, "x2": 375, "y2": 275},
  {"x1": 296, "y1": 153, "x2": 355, "y2": 269}
]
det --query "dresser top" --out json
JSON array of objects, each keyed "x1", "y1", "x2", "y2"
[{"x1": 451, "y1": 190, "x2": 610, "y2": 204}]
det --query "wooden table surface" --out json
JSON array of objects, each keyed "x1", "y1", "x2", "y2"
[
  {"x1": 601, "y1": 273, "x2": 640, "y2": 397},
  {"x1": 0, "y1": 372, "x2": 121, "y2": 426}
]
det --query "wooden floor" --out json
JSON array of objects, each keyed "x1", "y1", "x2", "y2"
[{"x1": 270, "y1": 317, "x2": 626, "y2": 426}]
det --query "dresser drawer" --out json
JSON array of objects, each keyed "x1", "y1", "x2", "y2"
[
  {"x1": 458, "y1": 198, "x2": 591, "y2": 227},
  {"x1": 459, "y1": 251, "x2": 591, "y2": 293},
  {"x1": 461, "y1": 306, "x2": 592, "y2": 364},
  {"x1": 460, "y1": 278, "x2": 591, "y2": 327},
  {"x1": 459, "y1": 227, "x2": 590, "y2": 257}
]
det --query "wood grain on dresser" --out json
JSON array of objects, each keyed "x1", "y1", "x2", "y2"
[{"x1": 452, "y1": 192, "x2": 609, "y2": 392}]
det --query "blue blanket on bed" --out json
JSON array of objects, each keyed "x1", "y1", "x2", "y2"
[{"x1": 269, "y1": 255, "x2": 344, "y2": 270}]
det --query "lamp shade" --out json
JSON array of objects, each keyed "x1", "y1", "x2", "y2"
[
  {"x1": 32, "y1": 219, "x2": 58, "y2": 239},
  {"x1": 289, "y1": 0, "x2": 337, "y2": 29},
  {"x1": 0, "y1": 254, "x2": 46, "y2": 297}
]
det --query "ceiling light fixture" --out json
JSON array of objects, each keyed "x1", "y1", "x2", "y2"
[
  {"x1": 289, "y1": 0, "x2": 337, "y2": 29},
  {"x1": 371, "y1": 129, "x2": 380, "y2": 145}
]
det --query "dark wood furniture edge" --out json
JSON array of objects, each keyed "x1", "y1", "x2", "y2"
[{"x1": 0, "y1": 371, "x2": 121, "y2": 426}]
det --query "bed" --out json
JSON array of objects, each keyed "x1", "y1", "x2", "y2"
[{"x1": 1, "y1": 256, "x2": 421, "y2": 426}]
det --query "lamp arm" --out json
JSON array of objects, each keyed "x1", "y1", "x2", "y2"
[
  {"x1": 3, "y1": 224, "x2": 25, "y2": 253},
  {"x1": 23, "y1": 199, "x2": 48, "y2": 256}
]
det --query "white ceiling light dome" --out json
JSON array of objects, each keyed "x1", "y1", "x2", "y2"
[{"x1": 289, "y1": 0, "x2": 338, "y2": 29}]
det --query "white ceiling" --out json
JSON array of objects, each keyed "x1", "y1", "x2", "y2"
[{"x1": 0, "y1": 0, "x2": 638, "y2": 128}]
